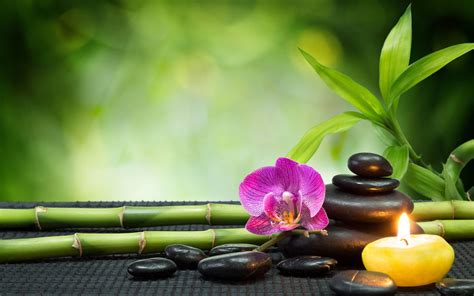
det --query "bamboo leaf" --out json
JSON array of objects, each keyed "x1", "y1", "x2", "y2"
[
  {"x1": 390, "y1": 43, "x2": 474, "y2": 105},
  {"x1": 404, "y1": 163, "x2": 446, "y2": 201},
  {"x1": 299, "y1": 48, "x2": 386, "y2": 122},
  {"x1": 372, "y1": 124, "x2": 397, "y2": 146},
  {"x1": 379, "y1": 5, "x2": 412, "y2": 101},
  {"x1": 383, "y1": 145, "x2": 409, "y2": 179},
  {"x1": 287, "y1": 112, "x2": 365, "y2": 163}
]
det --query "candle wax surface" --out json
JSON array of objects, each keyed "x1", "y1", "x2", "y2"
[{"x1": 362, "y1": 234, "x2": 454, "y2": 287}]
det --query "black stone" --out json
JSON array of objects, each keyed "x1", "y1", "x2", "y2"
[
  {"x1": 332, "y1": 175, "x2": 399, "y2": 194},
  {"x1": 209, "y1": 244, "x2": 258, "y2": 256},
  {"x1": 164, "y1": 244, "x2": 207, "y2": 269},
  {"x1": 329, "y1": 270, "x2": 397, "y2": 295},
  {"x1": 198, "y1": 251, "x2": 272, "y2": 281},
  {"x1": 278, "y1": 221, "x2": 424, "y2": 264},
  {"x1": 269, "y1": 252, "x2": 286, "y2": 264},
  {"x1": 348, "y1": 153, "x2": 393, "y2": 177},
  {"x1": 436, "y1": 278, "x2": 474, "y2": 296},
  {"x1": 127, "y1": 258, "x2": 177, "y2": 278},
  {"x1": 276, "y1": 256, "x2": 337, "y2": 277},
  {"x1": 324, "y1": 184, "x2": 413, "y2": 223}
]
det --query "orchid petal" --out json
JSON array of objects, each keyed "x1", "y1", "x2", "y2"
[
  {"x1": 245, "y1": 214, "x2": 280, "y2": 235},
  {"x1": 298, "y1": 164, "x2": 325, "y2": 217},
  {"x1": 239, "y1": 166, "x2": 284, "y2": 216},
  {"x1": 276, "y1": 158, "x2": 300, "y2": 193},
  {"x1": 263, "y1": 192, "x2": 280, "y2": 222},
  {"x1": 278, "y1": 223, "x2": 299, "y2": 232},
  {"x1": 300, "y1": 206, "x2": 329, "y2": 230}
]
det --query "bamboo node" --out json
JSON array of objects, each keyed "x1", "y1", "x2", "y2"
[
  {"x1": 34, "y1": 206, "x2": 47, "y2": 230},
  {"x1": 138, "y1": 231, "x2": 147, "y2": 255},
  {"x1": 72, "y1": 233, "x2": 83, "y2": 257},
  {"x1": 436, "y1": 221, "x2": 446, "y2": 238},
  {"x1": 118, "y1": 206, "x2": 126, "y2": 228},
  {"x1": 450, "y1": 153, "x2": 465, "y2": 165},
  {"x1": 451, "y1": 200, "x2": 456, "y2": 219},
  {"x1": 205, "y1": 203, "x2": 212, "y2": 225},
  {"x1": 209, "y1": 229, "x2": 216, "y2": 248}
]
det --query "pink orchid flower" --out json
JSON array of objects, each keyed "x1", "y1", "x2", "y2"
[{"x1": 239, "y1": 157, "x2": 329, "y2": 235}]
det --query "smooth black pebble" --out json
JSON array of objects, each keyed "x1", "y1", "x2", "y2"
[
  {"x1": 127, "y1": 258, "x2": 177, "y2": 278},
  {"x1": 332, "y1": 174, "x2": 399, "y2": 194},
  {"x1": 324, "y1": 184, "x2": 413, "y2": 223},
  {"x1": 329, "y1": 270, "x2": 397, "y2": 295},
  {"x1": 198, "y1": 251, "x2": 272, "y2": 281},
  {"x1": 436, "y1": 278, "x2": 474, "y2": 296},
  {"x1": 276, "y1": 256, "x2": 337, "y2": 277},
  {"x1": 348, "y1": 153, "x2": 393, "y2": 177},
  {"x1": 209, "y1": 244, "x2": 258, "y2": 256},
  {"x1": 164, "y1": 244, "x2": 207, "y2": 269}
]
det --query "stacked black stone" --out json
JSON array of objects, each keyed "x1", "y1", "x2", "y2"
[
  {"x1": 279, "y1": 152, "x2": 423, "y2": 264},
  {"x1": 325, "y1": 152, "x2": 412, "y2": 224}
]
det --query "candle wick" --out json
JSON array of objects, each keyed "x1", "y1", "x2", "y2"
[{"x1": 400, "y1": 238, "x2": 409, "y2": 246}]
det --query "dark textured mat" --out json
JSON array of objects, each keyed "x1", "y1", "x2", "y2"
[{"x1": 0, "y1": 201, "x2": 472, "y2": 295}]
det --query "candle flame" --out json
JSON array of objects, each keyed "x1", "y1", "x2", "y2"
[{"x1": 397, "y1": 213, "x2": 410, "y2": 241}]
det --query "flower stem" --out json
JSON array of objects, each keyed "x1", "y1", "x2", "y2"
[{"x1": 254, "y1": 232, "x2": 290, "y2": 252}]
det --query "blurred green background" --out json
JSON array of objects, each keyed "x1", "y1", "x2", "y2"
[{"x1": 0, "y1": 0, "x2": 472, "y2": 202}]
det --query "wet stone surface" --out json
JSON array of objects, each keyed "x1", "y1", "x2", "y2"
[
  {"x1": 209, "y1": 244, "x2": 259, "y2": 256},
  {"x1": 348, "y1": 153, "x2": 393, "y2": 178},
  {"x1": 332, "y1": 174, "x2": 399, "y2": 195},
  {"x1": 329, "y1": 270, "x2": 397, "y2": 295},
  {"x1": 164, "y1": 244, "x2": 207, "y2": 270},
  {"x1": 276, "y1": 256, "x2": 337, "y2": 277},
  {"x1": 323, "y1": 184, "x2": 413, "y2": 223},
  {"x1": 436, "y1": 278, "x2": 474, "y2": 296},
  {"x1": 198, "y1": 251, "x2": 272, "y2": 281},
  {"x1": 127, "y1": 258, "x2": 177, "y2": 279}
]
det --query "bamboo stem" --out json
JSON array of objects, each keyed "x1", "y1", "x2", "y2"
[
  {"x1": 411, "y1": 201, "x2": 474, "y2": 221},
  {"x1": 0, "y1": 203, "x2": 250, "y2": 229},
  {"x1": 418, "y1": 220, "x2": 474, "y2": 240},
  {"x1": 4, "y1": 201, "x2": 474, "y2": 229},
  {"x1": 0, "y1": 228, "x2": 270, "y2": 263}
]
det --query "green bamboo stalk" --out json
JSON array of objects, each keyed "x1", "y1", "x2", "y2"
[
  {"x1": 0, "y1": 228, "x2": 270, "y2": 263},
  {"x1": 411, "y1": 201, "x2": 474, "y2": 221},
  {"x1": 0, "y1": 219, "x2": 471, "y2": 263},
  {"x1": 0, "y1": 203, "x2": 250, "y2": 229},
  {"x1": 4, "y1": 201, "x2": 474, "y2": 229},
  {"x1": 444, "y1": 140, "x2": 474, "y2": 185},
  {"x1": 417, "y1": 220, "x2": 474, "y2": 240}
]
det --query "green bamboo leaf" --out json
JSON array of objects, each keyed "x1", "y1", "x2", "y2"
[
  {"x1": 383, "y1": 145, "x2": 409, "y2": 179},
  {"x1": 379, "y1": 5, "x2": 412, "y2": 101},
  {"x1": 287, "y1": 112, "x2": 365, "y2": 163},
  {"x1": 372, "y1": 124, "x2": 397, "y2": 146},
  {"x1": 299, "y1": 48, "x2": 386, "y2": 122},
  {"x1": 390, "y1": 43, "x2": 474, "y2": 106},
  {"x1": 404, "y1": 163, "x2": 446, "y2": 201}
]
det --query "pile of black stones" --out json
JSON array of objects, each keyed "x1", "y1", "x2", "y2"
[
  {"x1": 126, "y1": 153, "x2": 470, "y2": 295},
  {"x1": 279, "y1": 152, "x2": 421, "y2": 264}
]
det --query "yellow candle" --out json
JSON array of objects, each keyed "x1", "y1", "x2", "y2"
[{"x1": 362, "y1": 213, "x2": 454, "y2": 287}]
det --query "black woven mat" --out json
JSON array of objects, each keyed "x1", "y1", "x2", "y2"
[{"x1": 0, "y1": 201, "x2": 472, "y2": 295}]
